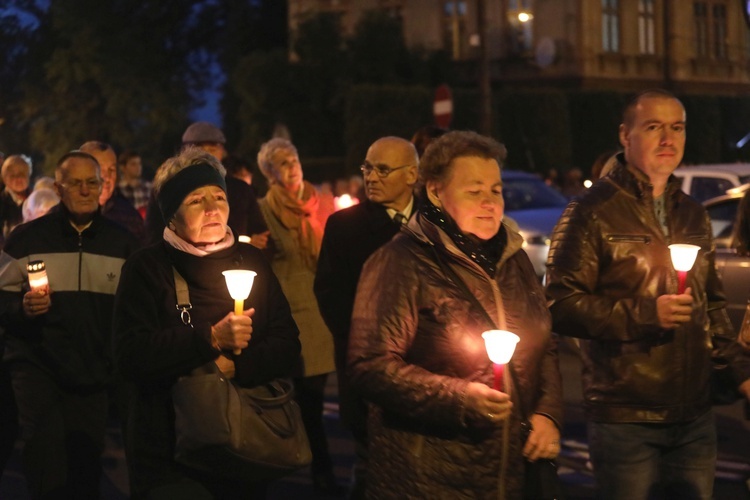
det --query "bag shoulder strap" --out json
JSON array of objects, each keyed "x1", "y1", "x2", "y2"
[
  {"x1": 173, "y1": 267, "x2": 194, "y2": 328},
  {"x1": 428, "y1": 244, "x2": 530, "y2": 420}
]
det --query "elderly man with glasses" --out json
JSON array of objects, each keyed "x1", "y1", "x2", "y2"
[
  {"x1": 0, "y1": 151, "x2": 139, "y2": 499},
  {"x1": 314, "y1": 136, "x2": 418, "y2": 498}
]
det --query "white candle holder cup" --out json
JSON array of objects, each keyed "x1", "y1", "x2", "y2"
[
  {"x1": 481, "y1": 330, "x2": 520, "y2": 390},
  {"x1": 222, "y1": 270, "x2": 257, "y2": 354},
  {"x1": 668, "y1": 244, "x2": 700, "y2": 294}
]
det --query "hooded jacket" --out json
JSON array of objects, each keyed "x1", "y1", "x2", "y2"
[
  {"x1": 348, "y1": 213, "x2": 562, "y2": 499},
  {"x1": 546, "y1": 162, "x2": 750, "y2": 423}
]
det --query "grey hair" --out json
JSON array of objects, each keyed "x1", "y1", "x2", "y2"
[
  {"x1": 2, "y1": 155, "x2": 31, "y2": 178},
  {"x1": 152, "y1": 146, "x2": 226, "y2": 195},
  {"x1": 256, "y1": 138, "x2": 298, "y2": 181}
]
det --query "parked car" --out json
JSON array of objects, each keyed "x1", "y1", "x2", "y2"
[
  {"x1": 502, "y1": 170, "x2": 569, "y2": 277},
  {"x1": 673, "y1": 163, "x2": 750, "y2": 202},
  {"x1": 703, "y1": 183, "x2": 750, "y2": 331}
]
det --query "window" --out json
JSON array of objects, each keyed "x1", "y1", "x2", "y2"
[
  {"x1": 695, "y1": 3, "x2": 709, "y2": 56},
  {"x1": 638, "y1": 0, "x2": 655, "y2": 54},
  {"x1": 706, "y1": 198, "x2": 740, "y2": 244},
  {"x1": 377, "y1": 0, "x2": 405, "y2": 17},
  {"x1": 316, "y1": 0, "x2": 350, "y2": 13},
  {"x1": 690, "y1": 177, "x2": 735, "y2": 202},
  {"x1": 694, "y1": 1, "x2": 728, "y2": 59},
  {"x1": 712, "y1": 3, "x2": 727, "y2": 59},
  {"x1": 443, "y1": 1, "x2": 467, "y2": 59},
  {"x1": 602, "y1": 0, "x2": 620, "y2": 53}
]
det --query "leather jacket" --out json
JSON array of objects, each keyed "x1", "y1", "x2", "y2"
[
  {"x1": 349, "y1": 214, "x2": 562, "y2": 499},
  {"x1": 546, "y1": 162, "x2": 747, "y2": 423}
]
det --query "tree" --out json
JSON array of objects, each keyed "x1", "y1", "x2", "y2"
[
  {"x1": 216, "y1": 0, "x2": 288, "y2": 147},
  {"x1": 12, "y1": 0, "x2": 221, "y2": 173},
  {"x1": 0, "y1": 0, "x2": 44, "y2": 158},
  {"x1": 231, "y1": 11, "x2": 348, "y2": 164}
]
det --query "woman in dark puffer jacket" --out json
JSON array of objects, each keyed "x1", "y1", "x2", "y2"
[{"x1": 348, "y1": 131, "x2": 563, "y2": 499}]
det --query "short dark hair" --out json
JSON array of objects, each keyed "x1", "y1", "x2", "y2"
[
  {"x1": 622, "y1": 89, "x2": 682, "y2": 128},
  {"x1": 118, "y1": 149, "x2": 140, "y2": 166},
  {"x1": 411, "y1": 125, "x2": 449, "y2": 157},
  {"x1": 419, "y1": 130, "x2": 506, "y2": 186},
  {"x1": 223, "y1": 155, "x2": 252, "y2": 177}
]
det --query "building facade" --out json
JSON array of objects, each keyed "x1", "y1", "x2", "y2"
[{"x1": 288, "y1": 0, "x2": 750, "y2": 94}]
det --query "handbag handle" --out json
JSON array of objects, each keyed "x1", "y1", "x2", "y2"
[{"x1": 428, "y1": 244, "x2": 531, "y2": 421}]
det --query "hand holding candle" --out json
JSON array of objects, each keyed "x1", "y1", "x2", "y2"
[
  {"x1": 481, "y1": 330, "x2": 520, "y2": 391},
  {"x1": 27, "y1": 260, "x2": 49, "y2": 294},
  {"x1": 222, "y1": 270, "x2": 257, "y2": 355},
  {"x1": 24, "y1": 260, "x2": 51, "y2": 317},
  {"x1": 668, "y1": 244, "x2": 700, "y2": 294}
]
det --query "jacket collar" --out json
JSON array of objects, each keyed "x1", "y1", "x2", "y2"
[
  {"x1": 49, "y1": 203, "x2": 104, "y2": 235},
  {"x1": 404, "y1": 212, "x2": 524, "y2": 271},
  {"x1": 608, "y1": 153, "x2": 683, "y2": 201}
]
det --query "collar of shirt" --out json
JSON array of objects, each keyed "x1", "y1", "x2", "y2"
[{"x1": 385, "y1": 196, "x2": 414, "y2": 221}]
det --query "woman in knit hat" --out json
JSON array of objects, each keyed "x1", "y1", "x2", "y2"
[{"x1": 113, "y1": 147, "x2": 300, "y2": 499}]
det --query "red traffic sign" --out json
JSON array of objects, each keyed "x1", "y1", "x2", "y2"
[{"x1": 433, "y1": 84, "x2": 453, "y2": 129}]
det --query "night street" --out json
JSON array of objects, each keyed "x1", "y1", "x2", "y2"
[{"x1": 1, "y1": 342, "x2": 749, "y2": 499}]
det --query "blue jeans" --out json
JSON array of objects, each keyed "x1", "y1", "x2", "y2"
[{"x1": 588, "y1": 410, "x2": 716, "y2": 500}]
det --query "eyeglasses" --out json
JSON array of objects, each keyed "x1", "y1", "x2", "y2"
[
  {"x1": 61, "y1": 179, "x2": 102, "y2": 191},
  {"x1": 360, "y1": 162, "x2": 412, "y2": 178}
]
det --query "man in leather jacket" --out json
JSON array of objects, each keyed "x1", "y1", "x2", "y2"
[{"x1": 546, "y1": 89, "x2": 750, "y2": 500}]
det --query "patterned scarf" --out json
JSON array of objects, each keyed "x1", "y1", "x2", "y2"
[
  {"x1": 421, "y1": 196, "x2": 505, "y2": 276},
  {"x1": 264, "y1": 181, "x2": 324, "y2": 271}
]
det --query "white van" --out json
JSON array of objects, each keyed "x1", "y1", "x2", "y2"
[{"x1": 672, "y1": 163, "x2": 750, "y2": 202}]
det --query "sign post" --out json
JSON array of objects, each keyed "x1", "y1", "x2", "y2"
[{"x1": 433, "y1": 84, "x2": 453, "y2": 129}]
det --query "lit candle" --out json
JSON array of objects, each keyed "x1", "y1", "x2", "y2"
[
  {"x1": 334, "y1": 194, "x2": 359, "y2": 211},
  {"x1": 668, "y1": 244, "x2": 700, "y2": 294},
  {"x1": 222, "y1": 270, "x2": 257, "y2": 355},
  {"x1": 27, "y1": 260, "x2": 48, "y2": 292},
  {"x1": 481, "y1": 330, "x2": 520, "y2": 391}
]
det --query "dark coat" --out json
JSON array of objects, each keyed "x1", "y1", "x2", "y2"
[
  {"x1": 314, "y1": 199, "x2": 402, "y2": 368},
  {"x1": 314, "y1": 199, "x2": 402, "y2": 432},
  {"x1": 113, "y1": 239, "x2": 300, "y2": 496},
  {"x1": 101, "y1": 192, "x2": 146, "y2": 247},
  {"x1": 546, "y1": 162, "x2": 750, "y2": 423},
  {"x1": 348, "y1": 214, "x2": 562, "y2": 499},
  {"x1": 226, "y1": 176, "x2": 268, "y2": 239},
  {"x1": 0, "y1": 189, "x2": 27, "y2": 250}
]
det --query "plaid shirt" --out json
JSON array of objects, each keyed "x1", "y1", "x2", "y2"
[{"x1": 118, "y1": 179, "x2": 152, "y2": 212}]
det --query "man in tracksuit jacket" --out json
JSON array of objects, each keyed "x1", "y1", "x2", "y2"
[{"x1": 0, "y1": 151, "x2": 138, "y2": 498}]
